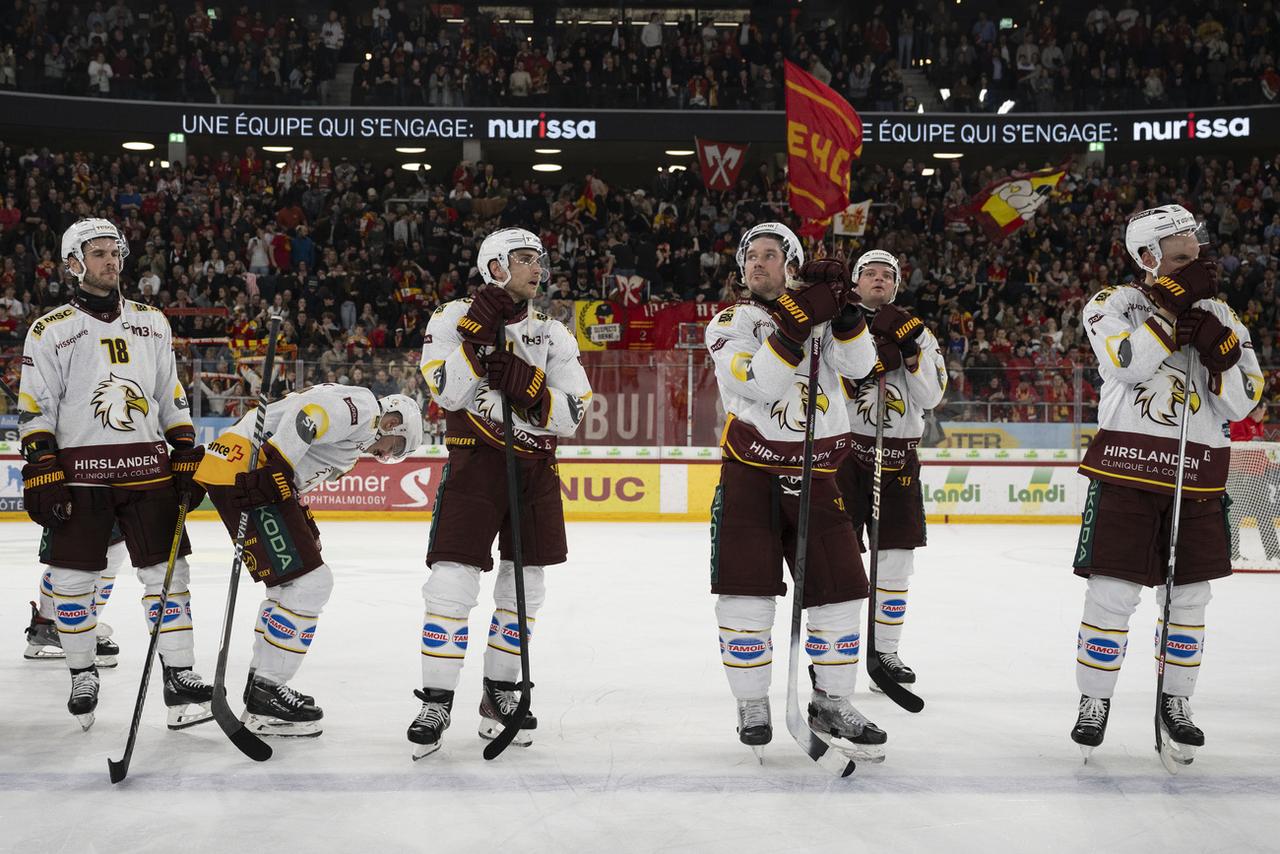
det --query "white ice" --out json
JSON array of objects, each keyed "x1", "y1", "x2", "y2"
[{"x1": 1, "y1": 521, "x2": 1278, "y2": 854}]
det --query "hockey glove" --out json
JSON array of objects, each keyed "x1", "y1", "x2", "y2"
[
  {"x1": 769, "y1": 280, "x2": 845, "y2": 349},
  {"x1": 831, "y1": 303, "x2": 868, "y2": 339},
  {"x1": 796, "y1": 259, "x2": 851, "y2": 291},
  {"x1": 871, "y1": 336, "x2": 903, "y2": 375},
  {"x1": 22, "y1": 456, "x2": 72, "y2": 529},
  {"x1": 1149, "y1": 259, "x2": 1218, "y2": 317},
  {"x1": 871, "y1": 304, "x2": 925, "y2": 358},
  {"x1": 486, "y1": 350, "x2": 549, "y2": 412},
  {"x1": 229, "y1": 446, "x2": 296, "y2": 511},
  {"x1": 168, "y1": 444, "x2": 206, "y2": 506},
  {"x1": 1176, "y1": 307, "x2": 1242, "y2": 373},
  {"x1": 457, "y1": 285, "x2": 518, "y2": 347}
]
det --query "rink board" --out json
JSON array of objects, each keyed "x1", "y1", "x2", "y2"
[{"x1": 0, "y1": 451, "x2": 1083, "y2": 524}]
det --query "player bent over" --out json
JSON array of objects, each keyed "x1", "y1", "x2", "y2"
[
  {"x1": 410, "y1": 228, "x2": 591, "y2": 758},
  {"x1": 836, "y1": 251, "x2": 945, "y2": 689},
  {"x1": 18, "y1": 218, "x2": 211, "y2": 731},
  {"x1": 706, "y1": 223, "x2": 882, "y2": 761},
  {"x1": 25, "y1": 527, "x2": 127, "y2": 667},
  {"x1": 1071, "y1": 205, "x2": 1261, "y2": 765},
  {"x1": 195, "y1": 386, "x2": 423, "y2": 737}
]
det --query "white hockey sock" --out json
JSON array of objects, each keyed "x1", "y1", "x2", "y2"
[
  {"x1": 806, "y1": 600, "x2": 862, "y2": 697},
  {"x1": 1076, "y1": 575, "x2": 1141, "y2": 699},
  {"x1": 94, "y1": 538, "x2": 129, "y2": 619},
  {"x1": 139, "y1": 558, "x2": 195, "y2": 669},
  {"x1": 254, "y1": 565, "x2": 333, "y2": 686},
  {"x1": 421, "y1": 561, "x2": 481, "y2": 691},
  {"x1": 49, "y1": 568, "x2": 97, "y2": 670},
  {"x1": 483, "y1": 562, "x2": 546, "y2": 683},
  {"x1": 715, "y1": 595, "x2": 775, "y2": 699},
  {"x1": 1155, "y1": 581, "x2": 1211, "y2": 697},
  {"x1": 873, "y1": 549, "x2": 914, "y2": 654},
  {"x1": 250, "y1": 596, "x2": 281, "y2": 671},
  {"x1": 38, "y1": 569, "x2": 55, "y2": 621}
]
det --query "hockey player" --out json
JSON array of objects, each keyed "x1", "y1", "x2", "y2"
[
  {"x1": 705, "y1": 223, "x2": 885, "y2": 761},
  {"x1": 836, "y1": 250, "x2": 945, "y2": 690},
  {"x1": 195, "y1": 386, "x2": 424, "y2": 737},
  {"x1": 24, "y1": 530, "x2": 127, "y2": 667},
  {"x1": 18, "y1": 218, "x2": 211, "y2": 731},
  {"x1": 1071, "y1": 204, "x2": 1262, "y2": 765},
  {"x1": 410, "y1": 227, "x2": 591, "y2": 759}
]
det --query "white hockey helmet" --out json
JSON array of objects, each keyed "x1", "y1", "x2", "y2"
[
  {"x1": 853, "y1": 249, "x2": 902, "y2": 301},
  {"x1": 373, "y1": 394, "x2": 424, "y2": 464},
  {"x1": 1125, "y1": 204, "x2": 1209, "y2": 275},
  {"x1": 735, "y1": 221, "x2": 804, "y2": 278},
  {"x1": 477, "y1": 227, "x2": 550, "y2": 286},
  {"x1": 61, "y1": 217, "x2": 129, "y2": 282}
]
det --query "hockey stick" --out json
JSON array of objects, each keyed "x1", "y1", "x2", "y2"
[
  {"x1": 784, "y1": 329, "x2": 856, "y2": 778},
  {"x1": 1155, "y1": 349, "x2": 1195, "y2": 771},
  {"x1": 865, "y1": 372, "x2": 925, "y2": 713},
  {"x1": 107, "y1": 493, "x2": 191, "y2": 784},
  {"x1": 208, "y1": 313, "x2": 284, "y2": 763},
  {"x1": 482, "y1": 322, "x2": 534, "y2": 760}
]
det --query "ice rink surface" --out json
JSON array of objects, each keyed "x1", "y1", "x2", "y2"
[{"x1": 1, "y1": 520, "x2": 1277, "y2": 854}]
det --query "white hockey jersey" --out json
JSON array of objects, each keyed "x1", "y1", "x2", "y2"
[
  {"x1": 421, "y1": 299, "x2": 592, "y2": 456},
  {"x1": 1078, "y1": 285, "x2": 1263, "y2": 495},
  {"x1": 195, "y1": 384, "x2": 382, "y2": 494},
  {"x1": 18, "y1": 298, "x2": 193, "y2": 488},
  {"x1": 706, "y1": 299, "x2": 877, "y2": 476},
  {"x1": 843, "y1": 321, "x2": 947, "y2": 472}
]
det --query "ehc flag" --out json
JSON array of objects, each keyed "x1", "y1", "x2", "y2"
[
  {"x1": 784, "y1": 60, "x2": 863, "y2": 219},
  {"x1": 695, "y1": 138, "x2": 750, "y2": 191},
  {"x1": 955, "y1": 164, "x2": 1068, "y2": 241}
]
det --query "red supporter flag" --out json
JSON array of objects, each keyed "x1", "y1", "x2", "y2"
[
  {"x1": 695, "y1": 138, "x2": 750, "y2": 192},
  {"x1": 784, "y1": 60, "x2": 863, "y2": 219},
  {"x1": 611, "y1": 274, "x2": 649, "y2": 307}
]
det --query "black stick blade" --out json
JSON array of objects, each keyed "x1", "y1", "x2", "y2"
[
  {"x1": 211, "y1": 694, "x2": 273, "y2": 762},
  {"x1": 481, "y1": 691, "x2": 533, "y2": 761},
  {"x1": 867, "y1": 661, "x2": 925, "y2": 713}
]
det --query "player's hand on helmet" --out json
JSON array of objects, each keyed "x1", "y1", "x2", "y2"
[
  {"x1": 1176, "y1": 307, "x2": 1242, "y2": 373},
  {"x1": 22, "y1": 456, "x2": 72, "y2": 529},
  {"x1": 1150, "y1": 259, "x2": 1218, "y2": 317},
  {"x1": 457, "y1": 285, "x2": 518, "y2": 347},
  {"x1": 486, "y1": 350, "x2": 549, "y2": 411},
  {"x1": 871, "y1": 304, "x2": 924, "y2": 357},
  {"x1": 168, "y1": 443, "x2": 206, "y2": 505},
  {"x1": 230, "y1": 446, "x2": 295, "y2": 510}
]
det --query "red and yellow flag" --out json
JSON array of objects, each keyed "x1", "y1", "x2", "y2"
[
  {"x1": 956, "y1": 163, "x2": 1069, "y2": 241},
  {"x1": 784, "y1": 61, "x2": 863, "y2": 220}
]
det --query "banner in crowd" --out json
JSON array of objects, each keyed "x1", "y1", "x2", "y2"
[
  {"x1": 572, "y1": 300, "x2": 728, "y2": 353},
  {"x1": 610, "y1": 275, "x2": 650, "y2": 307},
  {"x1": 834, "y1": 200, "x2": 872, "y2": 236},
  {"x1": 952, "y1": 163, "x2": 1069, "y2": 241},
  {"x1": 784, "y1": 60, "x2": 863, "y2": 220},
  {"x1": 695, "y1": 138, "x2": 750, "y2": 191}
]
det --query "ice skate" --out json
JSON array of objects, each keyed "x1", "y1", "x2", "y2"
[
  {"x1": 735, "y1": 697, "x2": 772, "y2": 762},
  {"x1": 162, "y1": 665, "x2": 214, "y2": 729},
  {"x1": 23, "y1": 603, "x2": 118, "y2": 667},
  {"x1": 478, "y1": 678, "x2": 535, "y2": 747},
  {"x1": 67, "y1": 666, "x2": 99, "y2": 731},
  {"x1": 242, "y1": 677, "x2": 323, "y2": 737},
  {"x1": 1158, "y1": 694, "x2": 1204, "y2": 772},
  {"x1": 244, "y1": 668, "x2": 313, "y2": 707},
  {"x1": 408, "y1": 687, "x2": 453, "y2": 760},
  {"x1": 808, "y1": 688, "x2": 887, "y2": 763},
  {"x1": 869, "y1": 651, "x2": 916, "y2": 693},
  {"x1": 1070, "y1": 695, "x2": 1110, "y2": 762}
]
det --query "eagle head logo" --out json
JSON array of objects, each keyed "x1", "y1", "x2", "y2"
[
  {"x1": 1134, "y1": 365, "x2": 1201, "y2": 427},
  {"x1": 854, "y1": 380, "x2": 907, "y2": 428},
  {"x1": 91, "y1": 373, "x2": 150, "y2": 431},
  {"x1": 770, "y1": 381, "x2": 829, "y2": 432}
]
